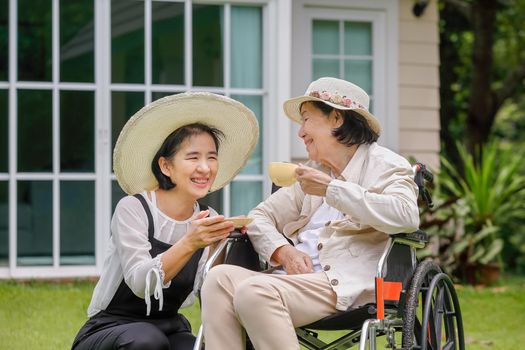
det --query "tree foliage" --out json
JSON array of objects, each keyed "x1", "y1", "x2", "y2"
[{"x1": 439, "y1": 0, "x2": 525, "y2": 161}]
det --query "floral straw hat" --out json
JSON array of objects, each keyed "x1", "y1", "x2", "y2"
[
  {"x1": 283, "y1": 77, "x2": 381, "y2": 135},
  {"x1": 113, "y1": 92, "x2": 259, "y2": 195}
]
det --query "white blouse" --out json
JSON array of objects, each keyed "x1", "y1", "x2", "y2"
[
  {"x1": 294, "y1": 200, "x2": 345, "y2": 272},
  {"x1": 87, "y1": 191, "x2": 215, "y2": 317}
]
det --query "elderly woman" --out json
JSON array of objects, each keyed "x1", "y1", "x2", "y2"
[{"x1": 200, "y1": 77, "x2": 420, "y2": 350}]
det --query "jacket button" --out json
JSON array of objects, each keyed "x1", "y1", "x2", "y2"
[
  {"x1": 325, "y1": 221, "x2": 331, "y2": 226},
  {"x1": 317, "y1": 243, "x2": 323, "y2": 250},
  {"x1": 323, "y1": 265, "x2": 331, "y2": 271},
  {"x1": 331, "y1": 279, "x2": 339, "y2": 286}
]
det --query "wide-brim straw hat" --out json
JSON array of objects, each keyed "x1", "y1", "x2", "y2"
[
  {"x1": 283, "y1": 77, "x2": 381, "y2": 135},
  {"x1": 113, "y1": 92, "x2": 259, "y2": 195}
]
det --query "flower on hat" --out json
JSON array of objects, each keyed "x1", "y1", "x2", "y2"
[
  {"x1": 284, "y1": 77, "x2": 381, "y2": 135},
  {"x1": 331, "y1": 93, "x2": 343, "y2": 104},
  {"x1": 320, "y1": 91, "x2": 331, "y2": 100},
  {"x1": 342, "y1": 97, "x2": 352, "y2": 107},
  {"x1": 309, "y1": 90, "x2": 364, "y2": 110}
]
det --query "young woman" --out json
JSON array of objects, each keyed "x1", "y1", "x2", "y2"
[{"x1": 72, "y1": 92, "x2": 259, "y2": 350}]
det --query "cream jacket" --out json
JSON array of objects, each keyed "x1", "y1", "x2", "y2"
[{"x1": 247, "y1": 142, "x2": 420, "y2": 311}]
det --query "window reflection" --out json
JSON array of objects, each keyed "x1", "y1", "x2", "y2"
[
  {"x1": 60, "y1": 181, "x2": 95, "y2": 265},
  {"x1": 152, "y1": 91, "x2": 180, "y2": 102},
  {"x1": 18, "y1": 90, "x2": 52, "y2": 172},
  {"x1": 111, "y1": 91, "x2": 144, "y2": 157},
  {"x1": 193, "y1": 5, "x2": 223, "y2": 87},
  {"x1": 17, "y1": 181, "x2": 53, "y2": 266},
  {"x1": 313, "y1": 59, "x2": 339, "y2": 80},
  {"x1": 0, "y1": 0, "x2": 8, "y2": 81},
  {"x1": 313, "y1": 20, "x2": 339, "y2": 55},
  {"x1": 18, "y1": 0, "x2": 52, "y2": 81},
  {"x1": 230, "y1": 181, "x2": 262, "y2": 216},
  {"x1": 231, "y1": 94, "x2": 262, "y2": 175},
  {"x1": 0, "y1": 90, "x2": 7, "y2": 173},
  {"x1": 60, "y1": 0, "x2": 95, "y2": 82},
  {"x1": 112, "y1": 180, "x2": 127, "y2": 214},
  {"x1": 152, "y1": 1, "x2": 184, "y2": 85},
  {"x1": 231, "y1": 6, "x2": 262, "y2": 89},
  {"x1": 61, "y1": 91, "x2": 95, "y2": 172},
  {"x1": 111, "y1": 0, "x2": 144, "y2": 83},
  {"x1": 0, "y1": 181, "x2": 7, "y2": 266},
  {"x1": 344, "y1": 22, "x2": 372, "y2": 56},
  {"x1": 312, "y1": 19, "x2": 373, "y2": 97},
  {"x1": 345, "y1": 60, "x2": 372, "y2": 94}
]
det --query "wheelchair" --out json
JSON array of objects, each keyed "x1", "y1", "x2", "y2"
[{"x1": 193, "y1": 163, "x2": 465, "y2": 350}]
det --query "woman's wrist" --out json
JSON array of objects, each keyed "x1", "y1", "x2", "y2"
[{"x1": 178, "y1": 235, "x2": 198, "y2": 253}]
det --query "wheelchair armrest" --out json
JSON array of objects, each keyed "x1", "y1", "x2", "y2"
[
  {"x1": 227, "y1": 229, "x2": 247, "y2": 240},
  {"x1": 391, "y1": 230, "x2": 428, "y2": 249},
  {"x1": 203, "y1": 229, "x2": 262, "y2": 279}
]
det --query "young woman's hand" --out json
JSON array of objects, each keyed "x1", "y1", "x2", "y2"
[{"x1": 183, "y1": 210, "x2": 234, "y2": 250}]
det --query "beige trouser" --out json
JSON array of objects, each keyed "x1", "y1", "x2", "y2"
[{"x1": 200, "y1": 264, "x2": 338, "y2": 350}]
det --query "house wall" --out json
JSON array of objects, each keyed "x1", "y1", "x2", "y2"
[{"x1": 398, "y1": 0, "x2": 441, "y2": 169}]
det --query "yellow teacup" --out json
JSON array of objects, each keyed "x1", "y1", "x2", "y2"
[{"x1": 268, "y1": 162, "x2": 298, "y2": 187}]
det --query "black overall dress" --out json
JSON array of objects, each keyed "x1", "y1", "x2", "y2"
[{"x1": 72, "y1": 194, "x2": 205, "y2": 350}]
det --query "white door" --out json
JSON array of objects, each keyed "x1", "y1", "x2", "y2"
[{"x1": 290, "y1": 0, "x2": 399, "y2": 159}]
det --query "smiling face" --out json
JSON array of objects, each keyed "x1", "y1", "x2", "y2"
[
  {"x1": 159, "y1": 133, "x2": 219, "y2": 200},
  {"x1": 298, "y1": 102, "x2": 343, "y2": 163}
]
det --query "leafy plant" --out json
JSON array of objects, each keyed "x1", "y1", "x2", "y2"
[{"x1": 421, "y1": 142, "x2": 525, "y2": 283}]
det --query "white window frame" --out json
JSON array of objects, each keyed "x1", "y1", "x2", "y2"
[
  {"x1": 2, "y1": 0, "x2": 100, "y2": 278},
  {"x1": 1, "y1": 0, "x2": 289, "y2": 279},
  {"x1": 290, "y1": 0, "x2": 399, "y2": 159}
]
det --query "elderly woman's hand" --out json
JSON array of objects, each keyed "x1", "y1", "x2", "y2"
[
  {"x1": 272, "y1": 245, "x2": 314, "y2": 274},
  {"x1": 295, "y1": 164, "x2": 333, "y2": 197}
]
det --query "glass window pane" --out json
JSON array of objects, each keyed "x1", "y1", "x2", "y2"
[
  {"x1": 61, "y1": 90, "x2": 94, "y2": 172},
  {"x1": 313, "y1": 20, "x2": 339, "y2": 55},
  {"x1": 18, "y1": 0, "x2": 52, "y2": 81},
  {"x1": 200, "y1": 189, "x2": 223, "y2": 215},
  {"x1": 344, "y1": 60, "x2": 372, "y2": 94},
  {"x1": 344, "y1": 22, "x2": 371, "y2": 56},
  {"x1": 111, "y1": 0, "x2": 144, "y2": 83},
  {"x1": 230, "y1": 181, "x2": 262, "y2": 216},
  {"x1": 60, "y1": 0, "x2": 95, "y2": 82},
  {"x1": 60, "y1": 181, "x2": 95, "y2": 265},
  {"x1": 193, "y1": 4, "x2": 223, "y2": 87},
  {"x1": 0, "y1": 181, "x2": 7, "y2": 266},
  {"x1": 0, "y1": 90, "x2": 7, "y2": 173},
  {"x1": 0, "y1": 0, "x2": 8, "y2": 81},
  {"x1": 152, "y1": 1, "x2": 184, "y2": 85},
  {"x1": 313, "y1": 59, "x2": 339, "y2": 80},
  {"x1": 112, "y1": 180, "x2": 127, "y2": 214},
  {"x1": 231, "y1": 94, "x2": 262, "y2": 175},
  {"x1": 152, "y1": 91, "x2": 180, "y2": 102},
  {"x1": 17, "y1": 180, "x2": 53, "y2": 266},
  {"x1": 111, "y1": 91, "x2": 144, "y2": 158},
  {"x1": 231, "y1": 6, "x2": 262, "y2": 89},
  {"x1": 18, "y1": 90, "x2": 52, "y2": 172}
]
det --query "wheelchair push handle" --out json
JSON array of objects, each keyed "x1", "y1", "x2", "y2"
[
  {"x1": 416, "y1": 162, "x2": 433, "y2": 182},
  {"x1": 413, "y1": 162, "x2": 434, "y2": 209}
]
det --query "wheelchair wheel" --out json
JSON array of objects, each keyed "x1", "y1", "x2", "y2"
[{"x1": 402, "y1": 259, "x2": 465, "y2": 350}]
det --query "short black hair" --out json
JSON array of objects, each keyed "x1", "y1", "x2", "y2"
[
  {"x1": 305, "y1": 101, "x2": 379, "y2": 146},
  {"x1": 151, "y1": 123, "x2": 224, "y2": 190}
]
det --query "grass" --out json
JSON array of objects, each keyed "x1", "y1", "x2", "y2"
[{"x1": 0, "y1": 275, "x2": 524, "y2": 349}]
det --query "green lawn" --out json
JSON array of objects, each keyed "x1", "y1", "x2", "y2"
[{"x1": 0, "y1": 275, "x2": 524, "y2": 349}]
